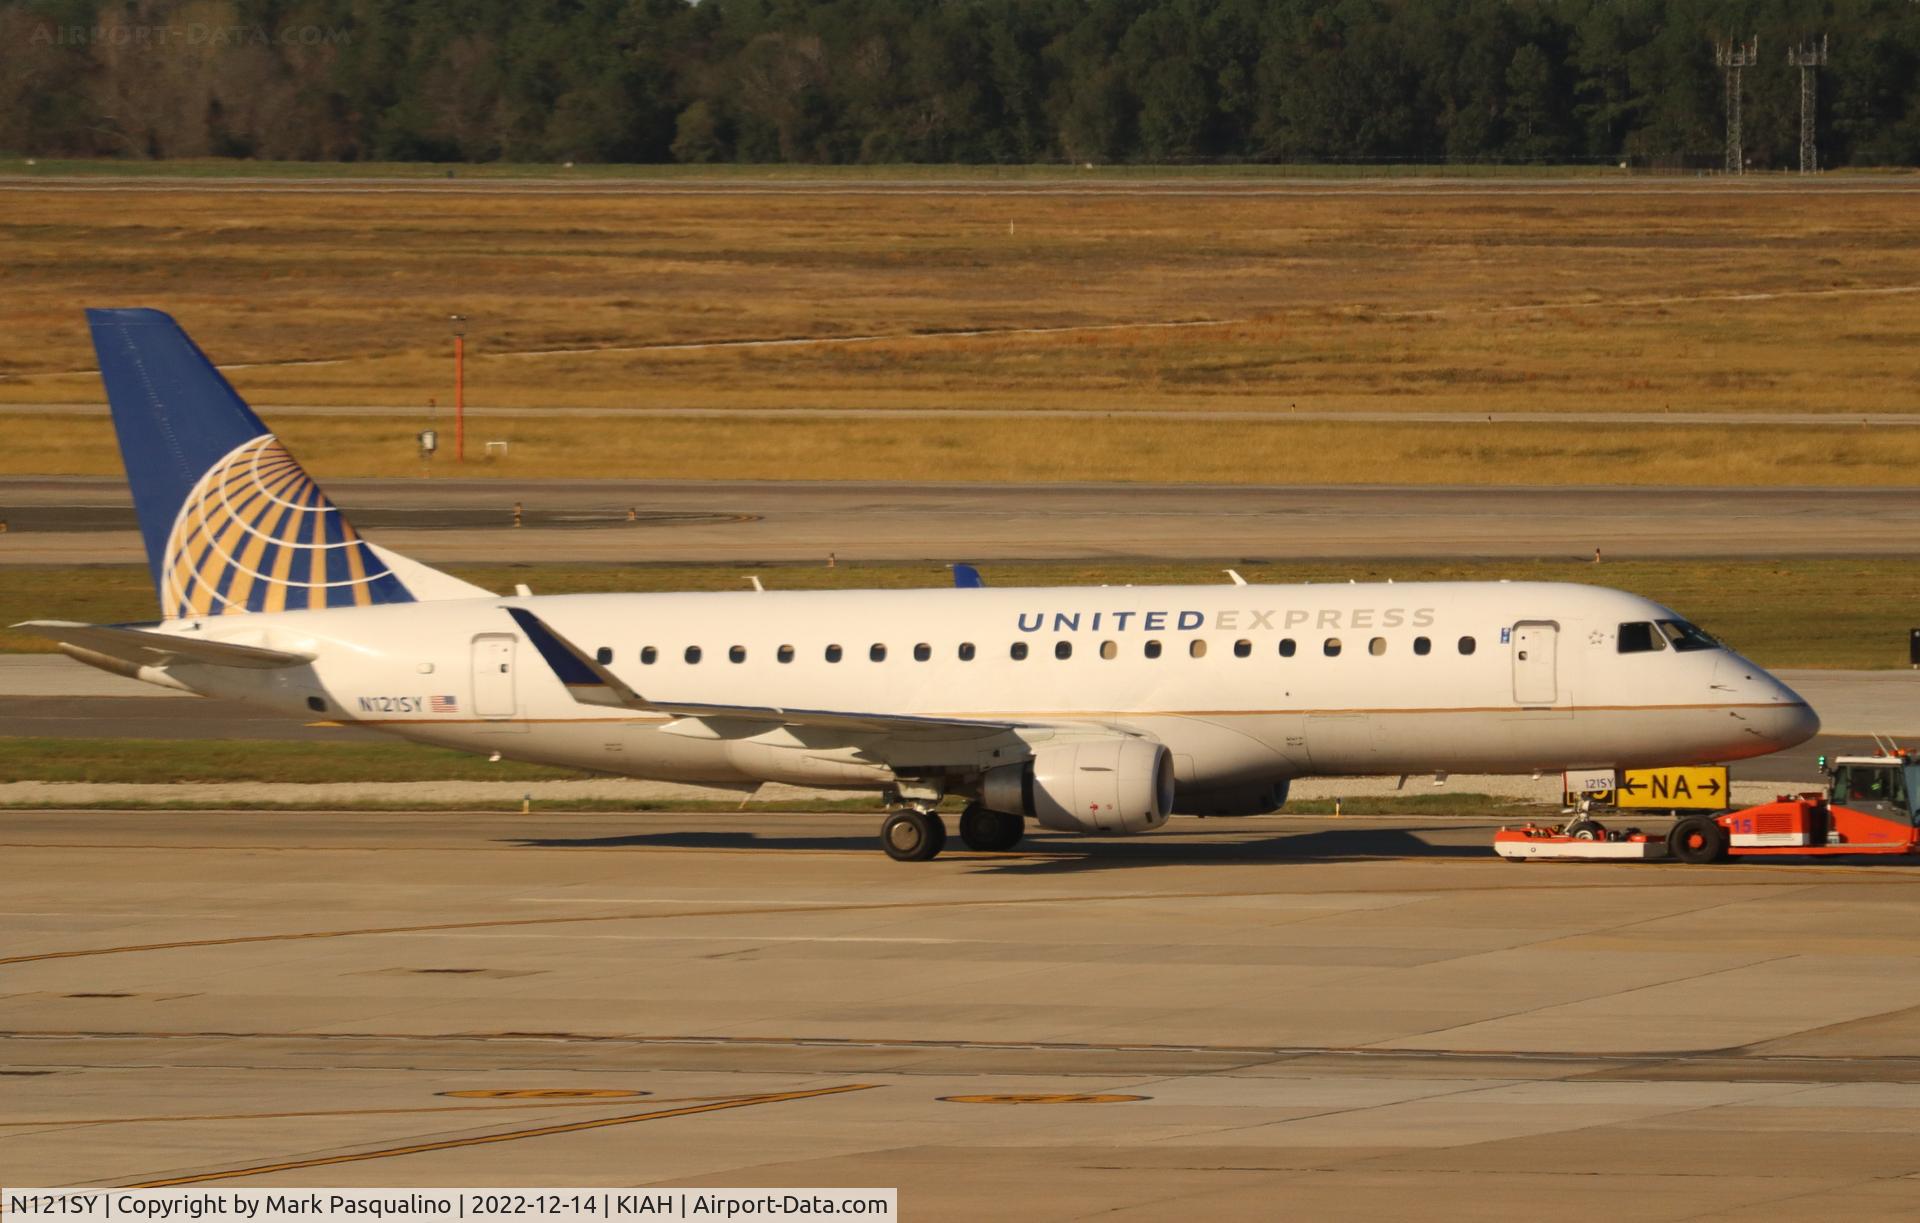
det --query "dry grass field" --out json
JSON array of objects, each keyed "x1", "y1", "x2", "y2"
[
  {"x1": 5, "y1": 410, "x2": 1917, "y2": 484},
  {"x1": 2, "y1": 176, "x2": 1918, "y2": 483}
]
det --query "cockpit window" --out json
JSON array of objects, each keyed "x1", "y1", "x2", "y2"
[
  {"x1": 1656, "y1": 619, "x2": 1720, "y2": 652},
  {"x1": 1617, "y1": 622, "x2": 1666, "y2": 654}
]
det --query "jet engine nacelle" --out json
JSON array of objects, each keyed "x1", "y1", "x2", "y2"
[{"x1": 982, "y1": 739, "x2": 1175, "y2": 834}]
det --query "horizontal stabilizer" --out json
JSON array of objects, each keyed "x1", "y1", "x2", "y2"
[
  {"x1": 505, "y1": 606, "x2": 1017, "y2": 735},
  {"x1": 12, "y1": 620, "x2": 315, "y2": 670}
]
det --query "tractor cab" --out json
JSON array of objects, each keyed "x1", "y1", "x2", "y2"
[{"x1": 1823, "y1": 752, "x2": 1920, "y2": 827}]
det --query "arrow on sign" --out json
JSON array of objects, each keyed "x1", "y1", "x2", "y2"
[
  {"x1": 1701, "y1": 778, "x2": 1723, "y2": 796},
  {"x1": 1619, "y1": 778, "x2": 1646, "y2": 795}
]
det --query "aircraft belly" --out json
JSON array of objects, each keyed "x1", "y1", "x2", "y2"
[
  {"x1": 1344, "y1": 707, "x2": 1767, "y2": 774},
  {"x1": 1148, "y1": 714, "x2": 1304, "y2": 787}
]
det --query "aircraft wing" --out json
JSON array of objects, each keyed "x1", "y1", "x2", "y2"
[
  {"x1": 13, "y1": 620, "x2": 316, "y2": 669},
  {"x1": 505, "y1": 607, "x2": 1022, "y2": 736}
]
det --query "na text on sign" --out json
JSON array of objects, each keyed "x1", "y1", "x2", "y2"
[{"x1": 1615, "y1": 766, "x2": 1730, "y2": 811}]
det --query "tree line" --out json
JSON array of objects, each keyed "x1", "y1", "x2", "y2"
[{"x1": 4, "y1": 0, "x2": 1919, "y2": 167}]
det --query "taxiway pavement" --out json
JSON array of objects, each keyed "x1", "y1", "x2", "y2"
[{"x1": 7, "y1": 808, "x2": 1920, "y2": 1217}]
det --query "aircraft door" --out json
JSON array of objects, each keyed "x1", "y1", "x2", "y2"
[
  {"x1": 472, "y1": 633, "x2": 518, "y2": 718},
  {"x1": 1511, "y1": 621, "x2": 1558, "y2": 706}
]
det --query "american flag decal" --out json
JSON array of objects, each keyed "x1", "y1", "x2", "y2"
[{"x1": 430, "y1": 694, "x2": 459, "y2": 713}]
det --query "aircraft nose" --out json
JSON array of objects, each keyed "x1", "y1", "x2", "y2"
[
  {"x1": 1719, "y1": 655, "x2": 1821, "y2": 749},
  {"x1": 1762, "y1": 693, "x2": 1822, "y2": 749}
]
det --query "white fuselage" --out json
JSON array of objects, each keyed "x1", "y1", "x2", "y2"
[{"x1": 149, "y1": 581, "x2": 1818, "y2": 800}]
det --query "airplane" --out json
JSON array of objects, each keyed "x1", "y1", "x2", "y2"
[{"x1": 19, "y1": 309, "x2": 1821, "y2": 861}]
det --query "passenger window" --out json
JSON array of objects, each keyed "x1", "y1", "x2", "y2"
[
  {"x1": 1100, "y1": 640, "x2": 1117, "y2": 660},
  {"x1": 1413, "y1": 637, "x2": 1431, "y2": 656},
  {"x1": 913, "y1": 643, "x2": 931, "y2": 662},
  {"x1": 1369, "y1": 637, "x2": 1386, "y2": 656},
  {"x1": 958, "y1": 642, "x2": 976, "y2": 661},
  {"x1": 1190, "y1": 639, "x2": 1208, "y2": 658},
  {"x1": 825, "y1": 644, "x2": 843, "y2": 663},
  {"x1": 595, "y1": 647, "x2": 613, "y2": 665},
  {"x1": 640, "y1": 646, "x2": 657, "y2": 665},
  {"x1": 1233, "y1": 639, "x2": 1252, "y2": 658},
  {"x1": 1055, "y1": 640, "x2": 1072, "y2": 660},
  {"x1": 777, "y1": 645, "x2": 794, "y2": 664},
  {"x1": 1324, "y1": 637, "x2": 1342, "y2": 657},
  {"x1": 1279, "y1": 638, "x2": 1296, "y2": 658},
  {"x1": 1458, "y1": 636, "x2": 1476, "y2": 655},
  {"x1": 1011, "y1": 642, "x2": 1029, "y2": 661},
  {"x1": 684, "y1": 645, "x2": 702, "y2": 664},
  {"x1": 729, "y1": 645, "x2": 746, "y2": 663},
  {"x1": 1145, "y1": 639, "x2": 1163, "y2": 659},
  {"x1": 870, "y1": 643, "x2": 887, "y2": 662},
  {"x1": 1618, "y1": 622, "x2": 1666, "y2": 654}
]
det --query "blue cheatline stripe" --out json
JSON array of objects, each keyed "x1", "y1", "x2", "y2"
[{"x1": 506, "y1": 608, "x2": 606, "y2": 688}]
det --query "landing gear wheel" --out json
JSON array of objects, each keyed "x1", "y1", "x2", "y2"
[
  {"x1": 1566, "y1": 817, "x2": 1607, "y2": 841},
  {"x1": 1667, "y1": 815, "x2": 1728, "y2": 865},
  {"x1": 959, "y1": 805, "x2": 1025, "y2": 852},
  {"x1": 882, "y1": 809, "x2": 945, "y2": 862}
]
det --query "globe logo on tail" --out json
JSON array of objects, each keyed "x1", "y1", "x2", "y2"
[{"x1": 161, "y1": 435, "x2": 410, "y2": 618}]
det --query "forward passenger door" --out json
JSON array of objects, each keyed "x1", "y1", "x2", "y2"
[{"x1": 1511, "y1": 622, "x2": 1559, "y2": 706}]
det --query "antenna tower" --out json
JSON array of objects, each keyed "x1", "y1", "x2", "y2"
[
  {"x1": 1714, "y1": 37, "x2": 1759, "y2": 174},
  {"x1": 1788, "y1": 36, "x2": 1829, "y2": 173}
]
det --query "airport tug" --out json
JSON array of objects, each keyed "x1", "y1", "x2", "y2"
[{"x1": 1495, "y1": 748, "x2": 1920, "y2": 864}]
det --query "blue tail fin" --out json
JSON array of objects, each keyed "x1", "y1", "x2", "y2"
[{"x1": 87, "y1": 308, "x2": 415, "y2": 618}]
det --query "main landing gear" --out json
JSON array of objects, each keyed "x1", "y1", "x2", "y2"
[
  {"x1": 881, "y1": 808, "x2": 946, "y2": 862},
  {"x1": 959, "y1": 804, "x2": 1024, "y2": 853},
  {"x1": 879, "y1": 804, "x2": 1026, "y2": 861}
]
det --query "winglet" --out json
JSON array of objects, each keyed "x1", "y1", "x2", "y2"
[
  {"x1": 504, "y1": 607, "x2": 640, "y2": 709},
  {"x1": 953, "y1": 563, "x2": 985, "y2": 589}
]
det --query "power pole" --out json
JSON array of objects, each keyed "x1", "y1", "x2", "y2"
[
  {"x1": 1788, "y1": 36, "x2": 1829, "y2": 174},
  {"x1": 1714, "y1": 37, "x2": 1758, "y2": 174}
]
